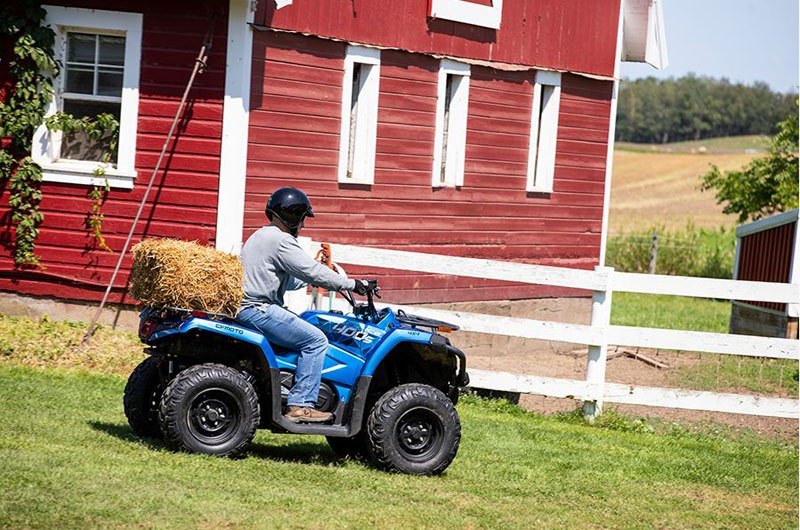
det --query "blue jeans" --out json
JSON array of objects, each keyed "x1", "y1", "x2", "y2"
[{"x1": 236, "y1": 304, "x2": 329, "y2": 408}]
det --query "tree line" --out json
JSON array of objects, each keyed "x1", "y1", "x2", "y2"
[{"x1": 615, "y1": 75, "x2": 798, "y2": 144}]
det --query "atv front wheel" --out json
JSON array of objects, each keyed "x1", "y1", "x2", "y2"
[
  {"x1": 366, "y1": 383, "x2": 461, "y2": 475},
  {"x1": 159, "y1": 363, "x2": 260, "y2": 457},
  {"x1": 123, "y1": 357, "x2": 165, "y2": 438}
]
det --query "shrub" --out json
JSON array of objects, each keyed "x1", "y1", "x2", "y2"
[
  {"x1": 555, "y1": 407, "x2": 655, "y2": 434},
  {"x1": 606, "y1": 224, "x2": 735, "y2": 278}
]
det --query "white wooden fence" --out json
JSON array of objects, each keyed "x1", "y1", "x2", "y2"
[{"x1": 294, "y1": 240, "x2": 800, "y2": 419}]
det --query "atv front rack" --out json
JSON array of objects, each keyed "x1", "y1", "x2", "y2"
[{"x1": 395, "y1": 310, "x2": 460, "y2": 332}]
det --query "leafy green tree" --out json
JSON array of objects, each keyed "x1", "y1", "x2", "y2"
[
  {"x1": 617, "y1": 75, "x2": 797, "y2": 143},
  {"x1": 700, "y1": 109, "x2": 799, "y2": 223}
]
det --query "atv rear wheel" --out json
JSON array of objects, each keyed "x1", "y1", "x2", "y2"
[
  {"x1": 366, "y1": 383, "x2": 461, "y2": 475},
  {"x1": 123, "y1": 357, "x2": 165, "y2": 438},
  {"x1": 159, "y1": 363, "x2": 260, "y2": 457}
]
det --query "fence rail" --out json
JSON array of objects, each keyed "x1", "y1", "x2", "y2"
[
  {"x1": 302, "y1": 241, "x2": 799, "y2": 419},
  {"x1": 467, "y1": 370, "x2": 800, "y2": 418},
  {"x1": 329, "y1": 243, "x2": 606, "y2": 291},
  {"x1": 613, "y1": 271, "x2": 797, "y2": 303}
]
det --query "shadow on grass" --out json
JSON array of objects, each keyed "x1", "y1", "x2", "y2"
[
  {"x1": 88, "y1": 420, "x2": 167, "y2": 451},
  {"x1": 248, "y1": 441, "x2": 349, "y2": 467},
  {"x1": 88, "y1": 420, "x2": 353, "y2": 466}
]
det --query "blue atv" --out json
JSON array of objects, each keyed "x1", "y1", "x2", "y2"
[{"x1": 123, "y1": 280, "x2": 469, "y2": 475}]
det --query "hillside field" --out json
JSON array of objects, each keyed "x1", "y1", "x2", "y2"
[{"x1": 609, "y1": 136, "x2": 768, "y2": 233}]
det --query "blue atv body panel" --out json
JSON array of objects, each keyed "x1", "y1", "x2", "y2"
[
  {"x1": 150, "y1": 318, "x2": 279, "y2": 366},
  {"x1": 146, "y1": 307, "x2": 437, "y2": 404}
]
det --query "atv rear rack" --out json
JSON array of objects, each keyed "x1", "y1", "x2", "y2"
[{"x1": 142, "y1": 306, "x2": 237, "y2": 322}]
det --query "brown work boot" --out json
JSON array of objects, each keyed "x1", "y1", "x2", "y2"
[{"x1": 284, "y1": 405, "x2": 333, "y2": 423}]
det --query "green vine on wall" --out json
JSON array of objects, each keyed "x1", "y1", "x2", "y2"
[
  {"x1": 1, "y1": 1, "x2": 119, "y2": 264},
  {"x1": 87, "y1": 180, "x2": 113, "y2": 253},
  {"x1": 0, "y1": 2, "x2": 57, "y2": 267},
  {"x1": 45, "y1": 112, "x2": 119, "y2": 252},
  {"x1": 6, "y1": 157, "x2": 44, "y2": 265}
]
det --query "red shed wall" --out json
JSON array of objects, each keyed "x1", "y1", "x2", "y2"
[
  {"x1": 0, "y1": 1, "x2": 227, "y2": 304},
  {"x1": 246, "y1": 31, "x2": 610, "y2": 304},
  {"x1": 256, "y1": 0, "x2": 621, "y2": 78},
  {"x1": 736, "y1": 221, "x2": 796, "y2": 313}
]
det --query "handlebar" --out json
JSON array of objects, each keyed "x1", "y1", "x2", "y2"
[
  {"x1": 364, "y1": 279, "x2": 380, "y2": 298},
  {"x1": 340, "y1": 279, "x2": 381, "y2": 321}
]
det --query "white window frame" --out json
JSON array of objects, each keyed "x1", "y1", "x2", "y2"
[
  {"x1": 432, "y1": 59, "x2": 470, "y2": 188},
  {"x1": 33, "y1": 6, "x2": 142, "y2": 189},
  {"x1": 526, "y1": 71, "x2": 561, "y2": 193},
  {"x1": 337, "y1": 45, "x2": 380, "y2": 185},
  {"x1": 430, "y1": 0, "x2": 503, "y2": 30}
]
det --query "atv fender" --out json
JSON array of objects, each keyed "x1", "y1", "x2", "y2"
[
  {"x1": 362, "y1": 329, "x2": 434, "y2": 376},
  {"x1": 362, "y1": 330, "x2": 469, "y2": 388},
  {"x1": 148, "y1": 318, "x2": 279, "y2": 367}
]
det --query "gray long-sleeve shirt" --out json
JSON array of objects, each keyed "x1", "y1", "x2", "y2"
[{"x1": 239, "y1": 225, "x2": 355, "y2": 307}]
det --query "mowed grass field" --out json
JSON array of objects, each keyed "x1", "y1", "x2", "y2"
[
  {"x1": 609, "y1": 136, "x2": 768, "y2": 233},
  {"x1": 1, "y1": 365, "x2": 797, "y2": 529},
  {"x1": 0, "y1": 314, "x2": 798, "y2": 528}
]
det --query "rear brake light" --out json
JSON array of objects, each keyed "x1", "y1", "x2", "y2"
[
  {"x1": 191, "y1": 310, "x2": 209, "y2": 318},
  {"x1": 139, "y1": 319, "x2": 158, "y2": 340}
]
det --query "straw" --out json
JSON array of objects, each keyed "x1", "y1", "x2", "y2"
[{"x1": 130, "y1": 239, "x2": 243, "y2": 316}]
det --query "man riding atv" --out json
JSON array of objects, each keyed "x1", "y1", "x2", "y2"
[
  {"x1": 236, "y1": 187, "x2": 369, "y2": 423},
  {"x1": 125, "y1": 186, "x2": 469, "y2": 474}
]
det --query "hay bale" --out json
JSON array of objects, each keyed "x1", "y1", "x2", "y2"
[{"x1": 130, "y1": 239, "x2": 243, "y2": 316}]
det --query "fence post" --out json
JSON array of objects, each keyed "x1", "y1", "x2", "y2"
[
  {"x1": 648, "y1": 232, "x2": 659, "y2": 274},
  {"x1": 583, "y1": 265, "x2": 614, "y2": 421}
]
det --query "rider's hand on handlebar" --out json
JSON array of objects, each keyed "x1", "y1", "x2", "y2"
[{"x1": 352, "y1": 279, "x2": 370, "y2": 296}]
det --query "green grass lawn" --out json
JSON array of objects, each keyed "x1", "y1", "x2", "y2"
[
  {"x1": 611, "y1": 292, "x2": 730, "y2": 333},
  {"x1": 0, "y1": 313, "x2": 142, "y2": 376},
  {"x1": 0, "y1": 365, "x2": 797, "y2": 529}
]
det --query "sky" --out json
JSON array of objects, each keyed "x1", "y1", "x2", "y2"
[{"x1": 620, "y1": 0, "x2": 799, "y2": 93}]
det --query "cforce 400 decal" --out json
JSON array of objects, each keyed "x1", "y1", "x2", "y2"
[{"x1": 331, "y1": 323, "x2": 379, "y2": 344}]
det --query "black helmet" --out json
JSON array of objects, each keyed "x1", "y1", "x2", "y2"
[{"x1": 265, "y1": 187, "x2": 315, "y2": 235}]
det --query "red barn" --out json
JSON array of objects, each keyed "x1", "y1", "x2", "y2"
[
  {"x1": 0, "y1": 0, "x2": 667, "y2": 314},
  {"x1": 730, "y1": 209, "x2": 799, "y2": 339}
]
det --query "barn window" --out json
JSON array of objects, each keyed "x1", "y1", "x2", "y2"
[
  {"x1": 430, "y1": 0, "x2": 504, "y2": 30},
  {"x1": 337, "y1": 45, "x2": 381, "y2": 185},
  {"x1": 526, "y1": 71, "x2": 561, "y2": 193},
  {"x1": 61, "y1": 32, "x2": 124, "y2": 161},
  {"x1": 432, "y1": 59, "x2": 470, "y2": 188},
  {"x1": 33, "y1": 6, "x2": 142, "y2": 189}
]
